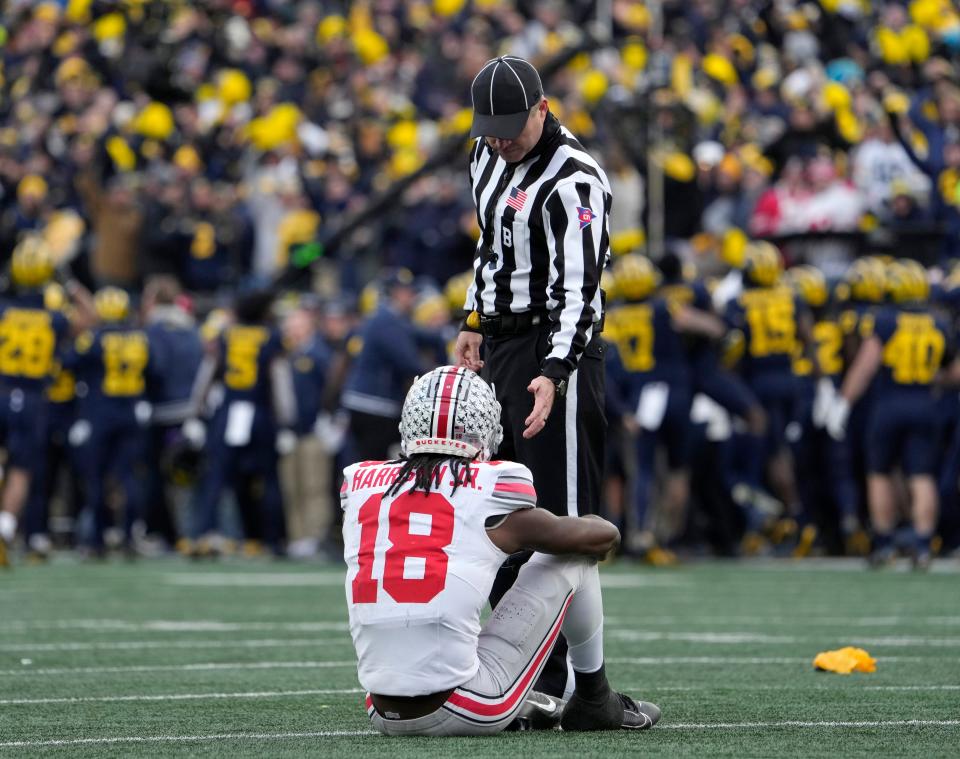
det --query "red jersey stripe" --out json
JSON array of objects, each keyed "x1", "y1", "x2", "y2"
[
  {"x1": 493, "y1": 482, "x2": 536, "y2": 497},
  {"x1": 445, "y1": 594, "x2": 571, "y2": 718}
]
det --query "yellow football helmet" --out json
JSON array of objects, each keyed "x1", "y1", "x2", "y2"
[
  {"x1": 901, "y1": 258, "x2": 928, "y2": 301},
  {"x1": 413, "y1": 291, "x2": 450, "y2": 327},
  {"x1": 886, "y1": 258, "x2": 928, "y2": 303},
  {"x1": 600, "y1": 267, "x2": 618, "y2": 303},
  {"x1": 845, "y1": 257, "x2": 887, "y2": 304},
  {"x1": 613, "y1": 253, "x2": 660, "y2": 302},
  {"x1": 444, "y1": 270, "x2": 474, "y2": 313},
  {"x1": 742, "y1": 241, "x2": 782, "y2": 287},
  {"x1": 359, "y1": 282, "x2": 379, "y2": 316},
  {"x1": 786, "y1": 265, "x2": 828, "y2": 308},
  {"x1": 94, "y1": 286, "x2": 130, "y2": 322},
  {"x1": 11, "y1": 235, "x2": 55, "y2": 288}
]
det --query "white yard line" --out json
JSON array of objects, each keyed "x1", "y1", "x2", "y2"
[
  {"x1": 1, "y1": 660, "x2": 953, "y2": 690},
  {"x1": 163, "y1": 573, "x2": 347, "y2": 587},
  {"x1": 608, "y1": 630, "x2": 960, "y2": 647},
  {"x1": 604, "y1": 615, "x2": 960, "y2": 627},
  {"x1": 0, "y1": 637, "x2": 349, "y2": 652},
  {"x1": 0, "y1": 731, "x2": 375, "y2": 749},
  {"x1": 864, "y1": 685, "x2": 960, "y2": 691},
  {"x1": 737, "y1": 558, "x2": 960, "y2": 573},
  {"x1": 4, "y1": 615, "x2": 959, "y2": 634},
  {"x1": 3, "y1": 720, "x2": 960, "y2": 748},
  {"x1": 661, "y1": 719, "x2": 960, "y2": 729},
  {"x1": 627, "y1": 684, "x2": 960, "y2": 692},
  {"x1": 0, "y1": 688, "x2": 364, "y2": 706},
  {"x1": 161, "y1": 571, "x2": 685, "y2": 588},
  {"x1": 0, "y1": 660, "x2": 357, "y2": 676},
  {"x1": 4, "y1": 630, "x2": 957, "y2": 653},
  {"x1": 0, "y1": 619, "x2": 350, "y2": 633}
]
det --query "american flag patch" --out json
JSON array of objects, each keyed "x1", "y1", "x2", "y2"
[{"x1": 505, "y1": 187, "x2": 527, "y2": 211}]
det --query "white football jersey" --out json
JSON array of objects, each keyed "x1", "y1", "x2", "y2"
[{"x1": 341, "y1": 459, "x2": 537, "y2": 696}]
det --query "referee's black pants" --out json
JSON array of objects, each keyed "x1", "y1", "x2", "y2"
[
  {"x1": 482, "y1": 321, "x2": 607, "y2": 697},
  {"x1": 348, "y1": 411, "x2": 401, "y2": 462},
  {"x1": 482, "y1": 321, "x2": 607, "y2": 517}
]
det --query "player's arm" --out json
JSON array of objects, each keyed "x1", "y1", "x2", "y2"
[
  {"x1": 825, "y1": 332, "x2": 883, "y2": 440},
  {"x1": 937, "y1": 357, "x2": 960, "y2": 386},
  {"x1": 670, "y1": 304, "x2": 725, "y2": 339},
  {"x1": 63, "y1": 280, "x2": 98, "y2": 334},
  {"x1": 488, "y1": 509, "x2": 620, "y2": 561},
  {"x1": 185, "y1": 345, "x2": 221, "y2": 418},
  {"x1": 795, "y1": 303, "x2": 817, "y2": 376},
  {"x1": 270, "y1": 356, "x2": 297, "y2": 429},
  {"x1": 934, "y1": 326, "x2": 959, "y2": 386},
  {"x1": 839, "y1": 334, "x2": 882, "y2": 405}
]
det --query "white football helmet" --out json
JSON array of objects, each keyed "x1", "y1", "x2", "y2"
[{"x1": 399, "y1": 366, "x2": 503, "y2": 461}]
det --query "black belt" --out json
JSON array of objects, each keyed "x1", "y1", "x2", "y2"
[{"x1": 479, "y1": 311, "x2": 545, "y2": 337}]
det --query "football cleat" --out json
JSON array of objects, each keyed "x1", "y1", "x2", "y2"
[
  {"x1": 912, "y1": 551, "x2": 932, "y2": 572},
  {"x1": 791, "y1": 524, "x2": 818, "y2": 558},
  {"x1": 0, "y1": 537, "x2": 10, "y2": 569},
  {"x1": 844, "y1": 529, "x2": 871, "y2": 557},
  {"x1": 644, "y1": 546, "x2": 678, "y2": 567},
  {"x1": 561, "y1": 690, "x2": 660, "y2": 732},
  {"x1": 768, "y1": 517, "x2": 798, "y2": 546},
  {"x1": 505, "y1": 691, "x2": 565, "y2": 731},
  {"x1": 740, "y1": 531, "x2": 770, "y2": 557},
  {"x1": 868, "y1": 546, "x2": 896, "y2": 569},
  {"x1": 242, "y1": 539, "x2": 265, "y2": 558}
]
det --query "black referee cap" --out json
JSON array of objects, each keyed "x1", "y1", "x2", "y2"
[{"x1": 469, "y1": 56, "x2": 544, "y2": 140}]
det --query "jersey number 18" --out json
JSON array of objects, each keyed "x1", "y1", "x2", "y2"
[{"x1": 351, "y1": 492, "x2": 455, "y2": 605}]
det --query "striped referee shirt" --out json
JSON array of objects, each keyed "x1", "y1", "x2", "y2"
[{"x1": 465, "y1": 112, "x2": 612, "y2": 380}]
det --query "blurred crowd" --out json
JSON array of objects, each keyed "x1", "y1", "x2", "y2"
[
  {"x1": 6, "y1": 0, "x2": 960, "y2": 285},
  {"x1": 4, "y1": 0, "x2": 960, "y2": 563}
]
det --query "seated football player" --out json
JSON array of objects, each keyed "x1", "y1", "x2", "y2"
[{"x1": 342, "y1": 366, "x2": 661, "y2": 736}]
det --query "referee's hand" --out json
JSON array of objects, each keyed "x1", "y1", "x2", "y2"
[
  {"x1": 455, "y1": 331, "x2": 484, "y2": 372},
  {"x1": 523, "y1": 376, "x2": 556, "y2": 439}
]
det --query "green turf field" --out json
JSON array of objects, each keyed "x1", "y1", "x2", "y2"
[{"x1": 1, "y1": 558, "x2": 959, "y2": 758}]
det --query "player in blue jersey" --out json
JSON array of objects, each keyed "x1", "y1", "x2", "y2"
[
  {"x1": 0, "y1": 237, "x2": 87, "y2": 566},
  {"x1": 67, "y1": 288, "x2": 159, "y2": 555},
  {"x1": 20, "y1": 283, "x2": 84, "y2": 560},
  {"x1": 657, "y1": 252, "x2": 772, "y2": 548},
  {"x1": 835, "y1": 256, "x2": 888, "y2": 520},
  {"x1": 604, "y1": 254, "x2": 724, "y2": 561},
  {"x1": 933, "y1": 265, "x2": 960, "y2": 548},
  {"x1": 827, "y1": 260, "x2": 955, "y2": 569},
  {"x1": 786, "y1": 265, "x2": 865, "y2": 556},
  {"x1": 723, "y1": 242, "x2": 812, "y2": 549},
  {"x1": 190, "y1": 290, "x2": 297, "y2": 556}
]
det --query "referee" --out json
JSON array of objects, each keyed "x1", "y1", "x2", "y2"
[
  {"x1": 455, "y1": 55, "x2": 612, "y2": 519},
  {"x1": 454, "y1": 56, "x2": 612, "y2": 699}
]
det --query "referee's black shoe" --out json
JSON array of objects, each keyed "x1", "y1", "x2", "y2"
[{"x1": 560, "y1": 689, "x2": 661, "y2": 731}]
